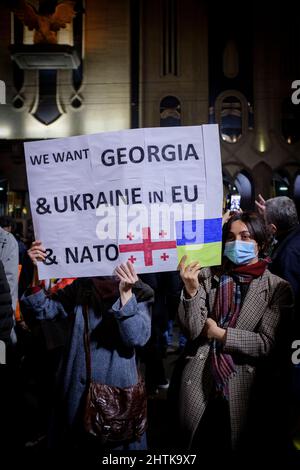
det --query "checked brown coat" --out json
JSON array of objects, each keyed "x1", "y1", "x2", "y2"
[{"x1": 173, "y1": 267, "x2": 293, "y2": 450}]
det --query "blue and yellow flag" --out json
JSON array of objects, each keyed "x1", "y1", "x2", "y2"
[{"x1": 176, "y1": 218, "x2": 222, "y2": 267}]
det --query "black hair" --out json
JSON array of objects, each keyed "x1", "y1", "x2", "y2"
[
  {"x1": 222, "y1": 211, "x2": 269, "y2": 256},
  {"x1": 0, "y1": 216, "x2": 14, "y2": 230}
]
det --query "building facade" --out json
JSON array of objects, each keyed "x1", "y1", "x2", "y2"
[{"x1": 0, "y1": 0, "x2": 299, "y2": 233}]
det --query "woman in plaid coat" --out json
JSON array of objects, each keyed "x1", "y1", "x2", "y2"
[{"x1": 171, "y1": 212, "x2": 293, "y2": 453}]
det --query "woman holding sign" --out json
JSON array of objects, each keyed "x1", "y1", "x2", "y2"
[
  {"x1": 171, "y1": 212, "x2": 293, "y2": 454},
  {"x1": 21, "y1": 241, "x2": 153, "y2": 454}
]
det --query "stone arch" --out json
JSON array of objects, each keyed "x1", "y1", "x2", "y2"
[
  {"x1": 293, "y1": 171, "x2": 300, "y2": 216},
  {"x1": 272, "y1": 169, "x2": 291, "y2": 197},
  {"x1": 215, "y1": 90, "x2": 249, "y2": 143},
  {"x1": 234, "y1": 170, "x2": 254, "y2": 210},
  {"x1": 160, "y1": 96, "x2": 181, "y2": 127},
  {"x1": 222, "y1": 168, "x2": 235, "y2": 211}
]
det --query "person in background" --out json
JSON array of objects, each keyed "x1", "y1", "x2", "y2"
[
  {"x1": 0, "y1": 259, "x2": 13, "y2": 345},
  {"x1": 0, "y1": 221, "x2": 18, "y2": 342},
  {"x1": 170, "y1": 212, "x2": 293, "y2": 455},
  {"x1": 255, "y1": 195, "x2": 300, "y2": 321},
  {"x1": 255, "y1": 194, "x2": 300, "y2": 452},
  {"x1": 0, "y1": 260, "x2": 15, "y2": 453},
  {"x1": 0, "y1": 217, "x2": 27, "y2": 327},
  {"x1": 139, "y1": 272, "x2": 182, "y2": 395},
  {"x1": 17, "y1": 268, "x2": 77, "y2": 450},
  {"x1": 0, "y1": 216, "x2": 26, "y2": 265}
]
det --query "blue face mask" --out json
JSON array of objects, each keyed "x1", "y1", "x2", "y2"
[{"x1": 224, "y1": 240, "x2": 257, "y2": 265}]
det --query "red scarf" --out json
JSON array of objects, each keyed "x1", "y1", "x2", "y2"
[
  {"x1": 211, "y1": 258, "x2": 269, "y2": 398},
  {"x1": 230, "y1": 258, "x2": 269, "y2": 278}
]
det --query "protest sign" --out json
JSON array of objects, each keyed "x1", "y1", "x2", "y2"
[{"x1": 24, "y1": 125, "x2": 223, "y2": 279}]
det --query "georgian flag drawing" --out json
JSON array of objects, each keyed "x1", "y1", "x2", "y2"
[
  {"x1": 118, "y1": 226, "x2": 178, "y2": 272},
  {"x1": 118, "y1": 217, "x2": 222, "y2": 272}
]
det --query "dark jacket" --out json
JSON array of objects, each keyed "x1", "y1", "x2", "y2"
[
  {"x1": 0, "y1": 227, "x2": 18, "y2": 311},
  {"x1": 269, "y1": 225, "x2": 300, "y2": 334},
  {"x1": 0, "y1": 260, "x2": 13, "y2": 344},
  {"x1": 21, "y1": 278, "x2": 153, "y2": 450}
]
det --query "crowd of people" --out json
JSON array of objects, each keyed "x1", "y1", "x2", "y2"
[{"x1": 0, "y1": 197, "x2": 300, "y2": 461}]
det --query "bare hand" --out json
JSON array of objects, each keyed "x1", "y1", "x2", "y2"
[
  {"x1": 114, "y1": 261, "x2": 139, "y2": 306},
  {"x1": 178, "y1": 255, "x2": 200, "y2": 298},
  {"x1": 28, "y1": 240, "x2": 46, "y2": 266},
  {"x1": 255, "y1": 194, "x2": 266, "y2": 216},
  {"x1": 203, "y1": 318, "x2": 226, "y2": 342}
]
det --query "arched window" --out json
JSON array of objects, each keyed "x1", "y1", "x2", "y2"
[
  {"x1": 282, "y1": 98, "x2": 300, "y2": 144},
  {"x1": 223, "y1": 172, "x2": 237, "y2": 212},
  {"x1": 220, "y1": 96, "x2": 242, "y2": 143},
  {"x1": 293, "y1": 173, "x2": 300, "y2": 217},
  {"x1": 234, "y1": 171, "x2": 254, "y2": 210},
  {"x1": 272, "y1": 171, "x2": 290, "y2": 197},
  {"x1": 216, "y1": 91, "x2": 249, "y2": 144},
  {"x1": 160, "y1": 96, "x2": 181, "y2": 127}
]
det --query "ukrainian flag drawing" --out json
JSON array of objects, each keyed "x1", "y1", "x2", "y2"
[{"x1": 176, "y1": 218, "x2": 222, "y2": 267}]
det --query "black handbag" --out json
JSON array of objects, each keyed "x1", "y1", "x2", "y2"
[{"x1": 82, "y1": 303, "x2": 147, "y2": 445}]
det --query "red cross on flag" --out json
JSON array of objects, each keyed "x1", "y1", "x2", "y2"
[{"x1": 118, "y1": 227, "x2": 178, "y2": 272}]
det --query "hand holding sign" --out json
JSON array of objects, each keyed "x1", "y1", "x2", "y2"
[
  {"x1": 28, "y1": 240, "x2": 47, "y2": 265},
  {"x1": 178, "y1": 255, "x2": 200, "y2": 298},
  {"x1": 114, "y1": 261, "x2": 139, "y2": 306}
]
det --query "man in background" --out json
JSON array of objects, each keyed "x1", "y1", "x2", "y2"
[
  {"x1": 255, "y1": 195, "x2": 300, "y2": 324},
  {"x1": 0, "y1": 221, "x2": 18, "y2": 323},
  {"x1": 256, "y1": 194, "x2": 300, "y2": 453}
]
